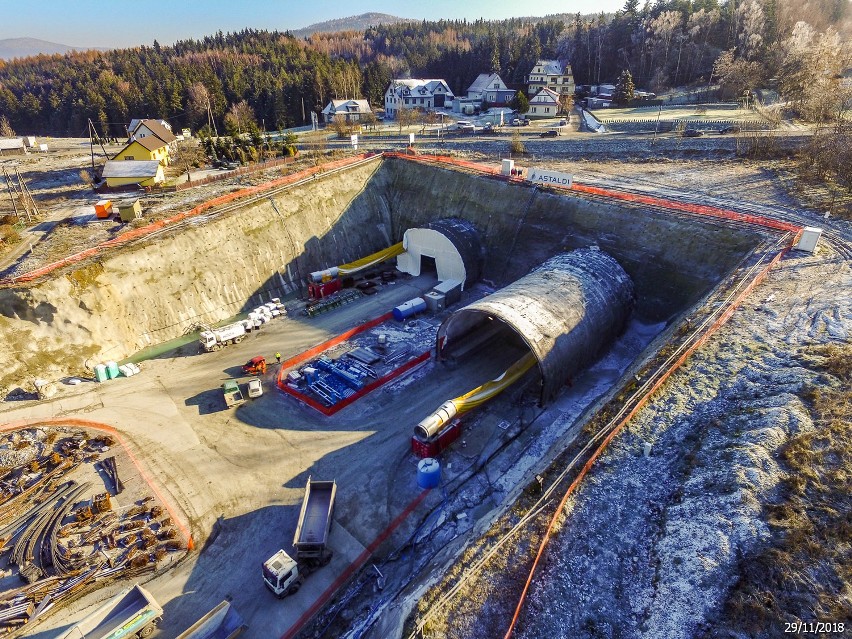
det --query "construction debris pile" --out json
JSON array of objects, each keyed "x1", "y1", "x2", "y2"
[{"x1": 0, "y1": 428, "x2": 183, "y2": 634}]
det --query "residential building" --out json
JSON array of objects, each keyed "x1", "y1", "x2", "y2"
[
  {"x1": 527, "y1": 87, "x2": 560, "y2": 119},
  {"x1": 321, "y1": 99, "x2": 373, "y2": 123},
  {"x1": 526, "y1": 60, "x2": 575, "y2": 97},
  {"x1": 128, "y1": 119, "x2": 177, "y2": 151},
  {"x1": 101, "y1": 160, "x2": 164, "y2": 188},
  {"x1": 384, "y1": 79, "x2": 454, "y2": 119},
  {"x1": 0, "y1": 138, "x2": 26, "y2": 155},
  {"x1": 466, "y1": 73, "x2": 515, "y2": 106},
  {"x1": 113, "y1": 135, "x2": 171, "y2": 165}
]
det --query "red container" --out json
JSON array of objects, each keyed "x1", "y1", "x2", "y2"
[
  {"x1": 308, "y1": 279, "x2": 342, "y2": 300},
  {"x1": 411, "y1": 419, "x2": 462, "y2": 459}
]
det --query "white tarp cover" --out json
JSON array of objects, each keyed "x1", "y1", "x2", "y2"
[{"x1": 397, "y1": 227, "x2": 467, "y2": 286}]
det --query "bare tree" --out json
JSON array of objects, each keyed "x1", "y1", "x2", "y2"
[
  {"x1": 186, "y1": 82, "x2": 212, "y2": 130},
  {"x1": 224, "y1": 101, "x2": 258, "y2": 136},
  {"x1": 396, "y1": 108, "x2": 420, "y2": 135},
  {"x1": 736, "y1": 0, "x2": 765, "y2": 60}
]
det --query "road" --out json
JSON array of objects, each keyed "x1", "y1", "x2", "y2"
[{"x1": 9, "y1": 275, "x2": 529, "y2": 638}]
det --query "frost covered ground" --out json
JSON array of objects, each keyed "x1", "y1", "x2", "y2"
[{"x1": 515, "y1": 253, "x2": 851, "y2": 639}]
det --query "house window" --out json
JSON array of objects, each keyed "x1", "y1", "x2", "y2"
[
  {"x1": 124, "y1": 155, "x2": 133, "y2": 160},
  {"x1": 545, "y1": 107, "x2": 550, "y2": 113}
]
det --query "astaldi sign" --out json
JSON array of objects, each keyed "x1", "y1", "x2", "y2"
[{"x1": 527, "y1": 168, "x2": 573, "y2": 189}]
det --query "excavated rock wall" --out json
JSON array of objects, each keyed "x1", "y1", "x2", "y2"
[
  {"x1": 0, "y1": 157, "x2": 763, "y2": 392},
  {"x1": 0, "y1": 161, "x2": 389, "y2": 390}
]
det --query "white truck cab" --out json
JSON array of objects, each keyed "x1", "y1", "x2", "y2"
[{"x1": 263, "y1": 550, "x2": 303, "y2": 597}]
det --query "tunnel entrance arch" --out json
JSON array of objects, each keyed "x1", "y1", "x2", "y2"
[
  {"x1": 437, "y1": 249, "x2": 635, "y2": 404},
  {"x1": 396, "y1": 218, "x2": 483, "y2": 288}
]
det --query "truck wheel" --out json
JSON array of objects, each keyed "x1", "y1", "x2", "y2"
[
  {"x1": 287, "y1": 582, "x2": 301, "y2": 596},
  {"x1": 138, "y1": 626, "x2": 155, "y2": 638},
  {"x1": 320, "y1": 552, "x2": 333, "y2": 567},
  {"x1": 235, "y1": 336, "x2": 244, "y2": 343},
  {"x1": 212, "y1": 343, "x2": 222, "y2": 351}
]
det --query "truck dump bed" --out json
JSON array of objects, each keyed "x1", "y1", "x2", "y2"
[
  {"x1": 293, "y1": 477, "x2": 336, "y2": 555},
  {"x1": 59, "y1": 585, "x2": 162, "y2": 639},
  {"x1": 176, "y1": 600, "x2": 246, "y2": 639}
]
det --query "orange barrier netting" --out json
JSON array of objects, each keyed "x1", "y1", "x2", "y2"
[
  {"x1": 4, "y1": 153, "x2": 380, "y2": 287},
  {"x1": 0, "y1": 417, "x2": 193, "y2": 549},
  {"x1": 503, "y1": 248, "x2": 786, "y2": 638},
  {"x1": 384, "y1": 153, "x2": 802, "y2": 236}
]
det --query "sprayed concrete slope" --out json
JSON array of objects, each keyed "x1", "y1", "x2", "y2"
[{"x1": 0, "y1": 157, "x2": 763, "y2": 391}]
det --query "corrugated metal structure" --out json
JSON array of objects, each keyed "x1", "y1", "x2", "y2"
[
  {"x1": 397, "y1": 217, "x2": 483, "y2": 289},
  {"x1": 437, "y1": 249, "x2": 635, "y2": 404}
]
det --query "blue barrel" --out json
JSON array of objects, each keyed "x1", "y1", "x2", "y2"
[
  {"x1": 393, "y1": 297, "x2": 427, "y2": 321},
  {"x1": 94, "y1": 364, "x2": 109, "y2": 383},
  {"x1": 417, "y1": 457, "x2": 441, "y2": 489}
]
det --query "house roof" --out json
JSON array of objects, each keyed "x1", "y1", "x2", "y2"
[
  {"x1": 531, "y1": 87, "x2": 561, "y2": 103},
  {"x1": 0, "y1": 138, "x2": 25, "y2": 150},
  {"x1": 102, "y1": 160, "x2": 162, "y2": 178},
  {"x1": 533, "y1": 60, "x2": 565, "y2": 75},
  {"x1": 118, "y1": 135, "x2": 169, "y2": 156},
  {"x1": 467, "y1": 73, "x2": 506, "y2": 94},
  {"x1": 388, "y1": 79, "x2": 454, "y2": 97},
  {"x1": 136, "y1": 119, "x2": 177, "y2": 144},
  {"x1": 322, "y1": 99, "x2": 372, "y2": 115}
]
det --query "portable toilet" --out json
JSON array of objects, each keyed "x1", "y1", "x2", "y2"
[
  {"x1": 94, "y1": 364, "x2": 109, "y2": 383},
  {"x1": 117, "y1": 199, "x2": 142, "y2": 222},
  {"x1": 106, "y1": 361, "x2": 120, "y2": 379}
]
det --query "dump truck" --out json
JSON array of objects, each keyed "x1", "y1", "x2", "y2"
[
  {"x1": 175, "y1": 600, "x2": 247, "y2": 639},
  {"x1": 199, "y1": 322, "x2": 246, "y2": 352},
  {"x1": 59, "y1": 584, "x2": 162, "y2": 639},
  {"x1": 222, "y1": 380, "x2": 245, "y2": 408},
  {"x1": 262, "y1": 477, "x2": 336, "y2": 597}
]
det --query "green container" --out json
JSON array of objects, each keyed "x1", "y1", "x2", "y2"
[
  {"x1": 94, "y1": 364, "x2": 109, "y2": 383},
  {"x1": 106, "y1": 361, "x2": 120, "y2": 379}
]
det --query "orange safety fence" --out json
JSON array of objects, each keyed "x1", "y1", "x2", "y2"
[
  {"x1": 0, "y1": 417, "x2": 194, "y2": 550},
  {"x1": 383, "y1": 153, "x2": 802, "y2": 237},
  {"x1": 4, "y1": 153, "x2": 380, "y2": 287},
  {"x1": 502, "y1": 247, "x2": 786, "y2": 638}
]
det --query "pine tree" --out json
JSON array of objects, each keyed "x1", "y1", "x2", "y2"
[{"x1": 613, "y1": 70, "x2": 635, "y2": 106}]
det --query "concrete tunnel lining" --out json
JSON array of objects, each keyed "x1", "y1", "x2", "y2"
[
  {"x1": 396, "y1": 217, "x2": 483, "y2": 288},
  {"x1": 437, "y1": 249, "x2": 636, "y2": 404}
]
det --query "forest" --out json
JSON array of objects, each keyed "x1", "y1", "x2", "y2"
[{"x1": 0, "y1": 0, "x2": 849, "y2": 136}]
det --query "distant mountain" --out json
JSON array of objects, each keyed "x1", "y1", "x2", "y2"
[
  {"x1": 291, "y1": 13, "x2": 412, "y2": 38},
  {"x1": 0, "y1": 37, "x2": 97, "y2": 60}
]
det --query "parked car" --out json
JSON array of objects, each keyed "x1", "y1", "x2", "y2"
[
  {"x1": 559, "y1": 119, "x2": 568, "y2": 126},
  {"x1": 511, "y1": 118, "x2": 521, "y2": 126},
  {"x1": 718, "y1": 125, "x2": 741, "y2": 134},
  {"x1": 540, "y1": 130, "x2": 561, "y2": 138},
  {"x1": 482, "y1": 123, "x2": 496, "y2": 133},
  {"x1": 682, "y1": 129, "x2": 704, "y2": 137},
  {"x1": 456, "y1": 121, "x2": 476, "y2": 132},
  {"x1": 248, "y1": 378, "x2": 263, "y2": 398}
]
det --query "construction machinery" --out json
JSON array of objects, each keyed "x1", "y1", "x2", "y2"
[
  {"x1": 307, "y1": 242, "x2": 405, "y2": 302},
  {"x1": 58, "y1": 584, "x2": 163, "y2": 639},
  {"x1": 175, "y1": 600, "x2": 247, "y2": 639},
  {"x1": 199, "y1": 322, "x2": 246, "y2": 352},
  {"x1": 222, "y1": 380, "x2": 245, "y2": 408},
  {"x1": 242, "y1": 356, "x2": 267, "y2": 375},
  {"x1": 262, "y1": 478, "x2": 336, "y2": 598},
  {"x1": 412, "y1": 353, "x2": 536, "y2": 456}
]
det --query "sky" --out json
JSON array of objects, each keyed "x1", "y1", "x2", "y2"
[{"x1": 2, "y1": 0, "x2": 625, "y2": 48}]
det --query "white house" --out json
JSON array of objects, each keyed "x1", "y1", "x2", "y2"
[
  {"x1": 127, "y1": 119, "x2": 177, "y2": 151},
  {"x1": 466, "y1": 73, "x2": 515, "y2": 106},
  {"x1": 526, "y1": 60, "x2": 575, "y2": 98},
  {"x1": 321, "y1": 99, "x2": 373, "y2": 123},
  {"x1": 0, "y1": 138, "x2": 26, "y2": 155},
  {"x1": 527, "y1": 87, "x2": 561, "y2": 119},
  {"x1": 384, "y1": 79, "x2": 454, "y2": 119}
]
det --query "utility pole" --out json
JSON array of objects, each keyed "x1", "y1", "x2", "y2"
[{"x1": 652, "y1": 103, "x2": 663, "y2": 146}]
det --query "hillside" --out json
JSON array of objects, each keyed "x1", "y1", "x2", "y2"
[
  {"x1": 291, "y1": 12, "x2": 411, "y2": 38},
  {"x1": 0, "y1": 37, "x2": 80, "y2": 59}
]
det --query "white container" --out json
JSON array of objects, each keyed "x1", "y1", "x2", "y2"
[
  {"x1": 794, "y1": 226, "x2": 822, "y2": 253},
  {"x1": 501, "y1": 159, "x2": 515, "y2": 176}
]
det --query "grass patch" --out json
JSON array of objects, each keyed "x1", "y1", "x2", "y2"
[{"x1": 709, "y1": 343, "x2": 852, "y2": 636}]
